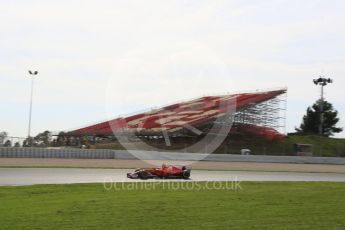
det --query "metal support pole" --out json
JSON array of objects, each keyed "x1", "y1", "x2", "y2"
[
  {"x1": 28, "y1": 76, "x2": 34, "y2": 140},
  {"x1": 27, "y1": 70, "x2": 38, "y2": 146},
  {"x1": 319, "y1": 85, "x2": 324, "y2": 135}
]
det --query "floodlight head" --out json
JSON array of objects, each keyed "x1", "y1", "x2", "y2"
[
  {"x1": 327, "y1": 78, "x2": 333, "y2": 83},
  {"x1": 313, "y1": 79, "x2": 318, "y2": 85},
  {"x1": 28, "y1": 70, "x2": 38, "y2": 75}
]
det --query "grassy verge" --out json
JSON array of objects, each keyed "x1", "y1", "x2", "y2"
[
  {"x1": 92, "y1": 135, "x2": 345, "y2": 157},
  {"x1": 284, "y1": 135, "x2": 345, "y2": 157},
  {"x1": 217, "y1": 135, "x2": 345, "y2": 157},
  {"x1": 0, "y1": 182, "x2": 345, "y2": 229}
]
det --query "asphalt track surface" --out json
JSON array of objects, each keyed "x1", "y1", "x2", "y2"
[{"x1": 0, "y1": 168, "x2": 345, "y2": 186}]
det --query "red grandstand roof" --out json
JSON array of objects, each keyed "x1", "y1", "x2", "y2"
[{"x1": 69, "y1": 89, "x2": 286, "y2": 138}]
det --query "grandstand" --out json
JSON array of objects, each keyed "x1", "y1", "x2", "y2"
[{"x1": 68, "y1": 89, "x2": 287, "y2": 143}]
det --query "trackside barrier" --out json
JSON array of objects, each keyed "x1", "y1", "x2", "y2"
[
  {"x1": 0, "y1": 148, "x2": 115, "y2": 159},
  {"x1": 0, "y1": 148, "x2": 345, "y2": 165}
]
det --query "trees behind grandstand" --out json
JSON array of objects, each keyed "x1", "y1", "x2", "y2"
[
  {"x1": 4, "y1": 140, "x2": 12, "y2": 147},
  {"x1": 23, "y1": 130, "x2": 52, "y2": 147},
  {"x1": 0, "y1": 131, "x2": 8, "y2": 146},
  {"x1": 34, "y1": 130, "x2": 52, "y2": 145},
  {"x1": 296, "y1": 100, "x2": 342, "y2": 137}
]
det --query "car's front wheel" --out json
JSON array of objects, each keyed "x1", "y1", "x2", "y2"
[
  {"x1": 182, "y1": 170, "x2": 191, "y2": 179},
  {"x1": 138, "y1": 171, "x2": 150, "y2": 180}
]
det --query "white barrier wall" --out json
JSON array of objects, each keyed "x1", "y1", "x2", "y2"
[
  {"x1": 1, "y1": 148, "x2": 345, "y2": 165},
  {"x1": 0, "y1": 148, "x2": 115, "y2": 159}
]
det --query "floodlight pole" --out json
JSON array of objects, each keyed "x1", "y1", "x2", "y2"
[
  {"x1": 319, "y1": 84, "x2": 324, "y2": 135},
  {"x1": 27, "y1": 70, "x2": 38, "y2": 145},
  {"x1": 313, "y1": 77, "x2": 333, "y2": 136}
]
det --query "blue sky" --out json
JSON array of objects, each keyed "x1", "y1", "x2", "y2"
[{"x1": 1, "y1": 0, "x2": 345, "y2": 138}]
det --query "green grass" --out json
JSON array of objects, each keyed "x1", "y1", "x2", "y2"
[
  {"x1": 285, "y1": 135, "x2": 345, "y2": 157},
  {"x1": 0, "y1": 182, "x2": 345, "y2": 229},
  {"x1": 92, "y1": 135, "x2": 345, "y2": 157},
  {"x1": 216, "y1": 135, "x2": 345, "y2": 157}
]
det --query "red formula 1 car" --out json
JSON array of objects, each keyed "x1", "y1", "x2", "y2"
[{"x1": 127, "y1": 164, "x2": 191, "y2": 180}]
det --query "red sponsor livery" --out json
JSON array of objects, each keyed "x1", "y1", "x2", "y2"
[{"x1": 69, "y1": 89, "x2": 286, "y2": 140}]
